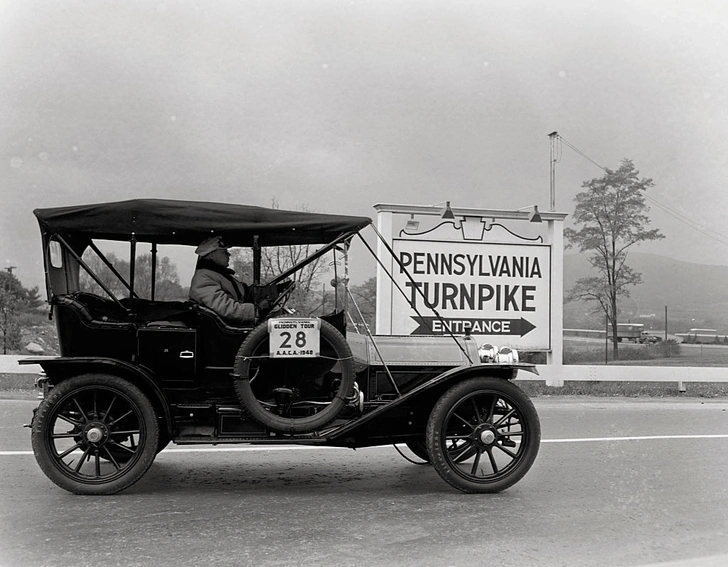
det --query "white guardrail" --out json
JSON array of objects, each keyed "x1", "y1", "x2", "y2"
[
  {"x1": 531, "y1": 364, "x2": 728, "y2": 388},
  {"x1": 0, "y1": 355, "x2": 48, "y2": 374},
  {"x1": 1, "y1": 355, "x2": 726, "y2": 389}
]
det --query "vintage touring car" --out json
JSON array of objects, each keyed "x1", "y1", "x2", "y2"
[{"x1": 23, "y1": 199, "x2": 541, "y2": 495}]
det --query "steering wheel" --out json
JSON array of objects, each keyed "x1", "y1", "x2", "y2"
[{"x1": 268, "y1": 279, "x2": 296, "y2": 312}]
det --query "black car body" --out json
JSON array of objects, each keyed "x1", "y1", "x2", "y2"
[{"x1": 23, "y1": 199, "x2": 541, "y2": 495}]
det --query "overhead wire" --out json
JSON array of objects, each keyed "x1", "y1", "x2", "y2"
[
  {"x1": 558, "y1": 136, "x2": 605, "y2": 171},
  {"x1": 556, "y1": 135, "x2": 728, "y2": 248},
  {"x1": 641, "y1": 197, "x2": 728, "y2": 247}
]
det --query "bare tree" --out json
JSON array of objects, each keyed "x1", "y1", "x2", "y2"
[
  {"x1": 564, "y1": 159, "x2": 663, "y2": 358},
  {"x1": 0, "y1": 274, "x2": 21, "y2": 353},
  {"x1": 134, "y1": 255, "x2": 186, "y2": 301},
  {"x1": 79, "y1": 252, "x2": 129, "y2": 297},
  {"x1": 230, "y1": 199, "x2": 331, "y2": 316},
  {"x1": 348, "y1": 276, "x2": 376, "y2": 333},
  {"x1": 80, "y1": 251, "x2": 184, "y2": 300},
  {"x1": 0, "y1": 270, "x2": 36, "y2": 353}
]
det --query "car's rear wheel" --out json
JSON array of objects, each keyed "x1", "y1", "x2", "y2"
[
  {"x1": 233, "y1": 319, "x2": 356, "y2": 433},
  {"x1": 31, "y1": 374, "x2": 159, "y2": 495},
  {"x1": 426, "y1": 377, "x2": 540, "y2": 494}
]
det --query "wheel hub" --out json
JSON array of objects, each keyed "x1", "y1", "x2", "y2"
[
  {"x1": 83, "y1": 423, "x2": 108, "y2": 445},
  {"x1": 474, "y1": 424, "x2": 497, "y2": 446},
  {"x1": 480, "y1": 429, "x2": 496, "y2": 445}
]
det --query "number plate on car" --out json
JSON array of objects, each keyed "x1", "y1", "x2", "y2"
[{"x1": 268, "y1": 318, "x2": 321, "y2": 358}]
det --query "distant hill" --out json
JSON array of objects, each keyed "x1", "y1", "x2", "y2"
[{"x1": 563, "y1": 253, "x2": 728, "y2": 332}]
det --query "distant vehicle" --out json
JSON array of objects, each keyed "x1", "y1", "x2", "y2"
[
  {"x1": 616, "y1": 323, "x2": 643, "y2": 343},
  {"x1": 615, "y1": 324, "x2": 659, "y2": 344},
  {"x1": 675, "y1": 329, "x2": 726, "y2": 344},
  {"x1": 639, "y1": 331, "x2": 660, "y2": 344}
]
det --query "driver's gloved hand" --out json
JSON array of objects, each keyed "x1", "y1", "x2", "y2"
[{"x1": 255, "y1": 298, "x2": 271, "y2": 321}]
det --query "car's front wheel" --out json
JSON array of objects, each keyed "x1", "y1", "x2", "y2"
[
  {"x1": 31, "y1": 374, "x2": 159, "y2": 495},
  {"x1": 426, "y1": 377, "x2": 540, "y2": 494}
]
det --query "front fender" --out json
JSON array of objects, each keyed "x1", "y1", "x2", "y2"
[
  {"x1": 328, "y1": 362, "x2": 537, "y2": 441},
  {"x1": 20, "y1": 356, "x2": 173, "y2": 438}
]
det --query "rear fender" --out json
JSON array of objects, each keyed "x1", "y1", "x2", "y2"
[{"x1": 21, "y1": 356, "x2": 173, "y2": 438}]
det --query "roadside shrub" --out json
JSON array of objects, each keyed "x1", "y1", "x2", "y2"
[
  {"x1": 563, "y1": 348, "x2": 607, "y2": 364},
  {"x1": 15, "y1": 310, "x2": 48, "y2": 328},
  {"x1": 0, "y1": 318, "x2": 22, "y2": 353},
  {"x1": 519, "y1": 351, "x2": 547, "y2": 364},
  {"x1": 655, "y1": 338, "x2": 680, "y2": 358},
  {"x1": 562, "y1": 341, "x2": 681, "y2": 365},
  {"x1": 518, "y1": 380, "x2": 728, "y2": 398}
]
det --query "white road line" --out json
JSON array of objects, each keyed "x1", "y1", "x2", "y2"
[
  {"x1": 541, "y1": 434, "x2": 728, "y2": 443},
  {"x1": 2, "y1": 434, "x2": 728, "y2": 456},
  {"x1": 637, "y1": 552, "x2": 728, "y2": 567}
]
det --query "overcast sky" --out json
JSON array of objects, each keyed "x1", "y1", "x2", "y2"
[{"x1": 2, "y1": 0, "x2": 727, "y2": 289}]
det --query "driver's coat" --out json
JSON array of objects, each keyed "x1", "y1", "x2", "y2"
[{"x1": 189, "y1": 268, "x2": 255, "y2": 324}]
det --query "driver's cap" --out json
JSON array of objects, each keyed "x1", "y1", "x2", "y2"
[{"x1": 195, "y1": 236, "x2": 230, "y2": 256}]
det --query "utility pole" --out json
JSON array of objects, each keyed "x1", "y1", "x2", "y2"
[
  {"x1": 548, "y1": 131, "x2": 558, "y2": 212},
  {"x1": 664, "y1": 306, "x2": 668, "y2": 342},
  {"x1": 605, "y1": 313, "x2": 609, "y2": 364},
  {"x1": 1, "y1": 270, "x2": 12, "y2": 354}
]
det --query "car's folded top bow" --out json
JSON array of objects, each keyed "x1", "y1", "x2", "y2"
[{"x1": 34, "y1": 198, "x2": 372, "y2": 247}]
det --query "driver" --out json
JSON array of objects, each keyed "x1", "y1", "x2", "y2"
[{"x1": 189, "y1": 236, "x2": 268, "y2": 325}]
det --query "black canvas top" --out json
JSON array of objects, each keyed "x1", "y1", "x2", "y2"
[{"x1": 34, "y1": 199, "x2": 372, "y2": 247}]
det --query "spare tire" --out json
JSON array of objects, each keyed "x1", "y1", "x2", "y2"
[{"x1": 233, "y1": 319, "x2": 355, "y2": 433}]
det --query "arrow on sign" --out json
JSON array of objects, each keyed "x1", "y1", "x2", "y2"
[{"x1": 411, "y1": 316, "x2": 537, "y2": 337}]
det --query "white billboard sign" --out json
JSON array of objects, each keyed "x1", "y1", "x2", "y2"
[{"x1": 389, "y1": 239, "x2": 551, "y2": 350}]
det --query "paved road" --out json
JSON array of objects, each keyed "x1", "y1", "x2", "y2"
[{"x1": 1, "y1": 396, "x2": 728, "y2": 567}]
